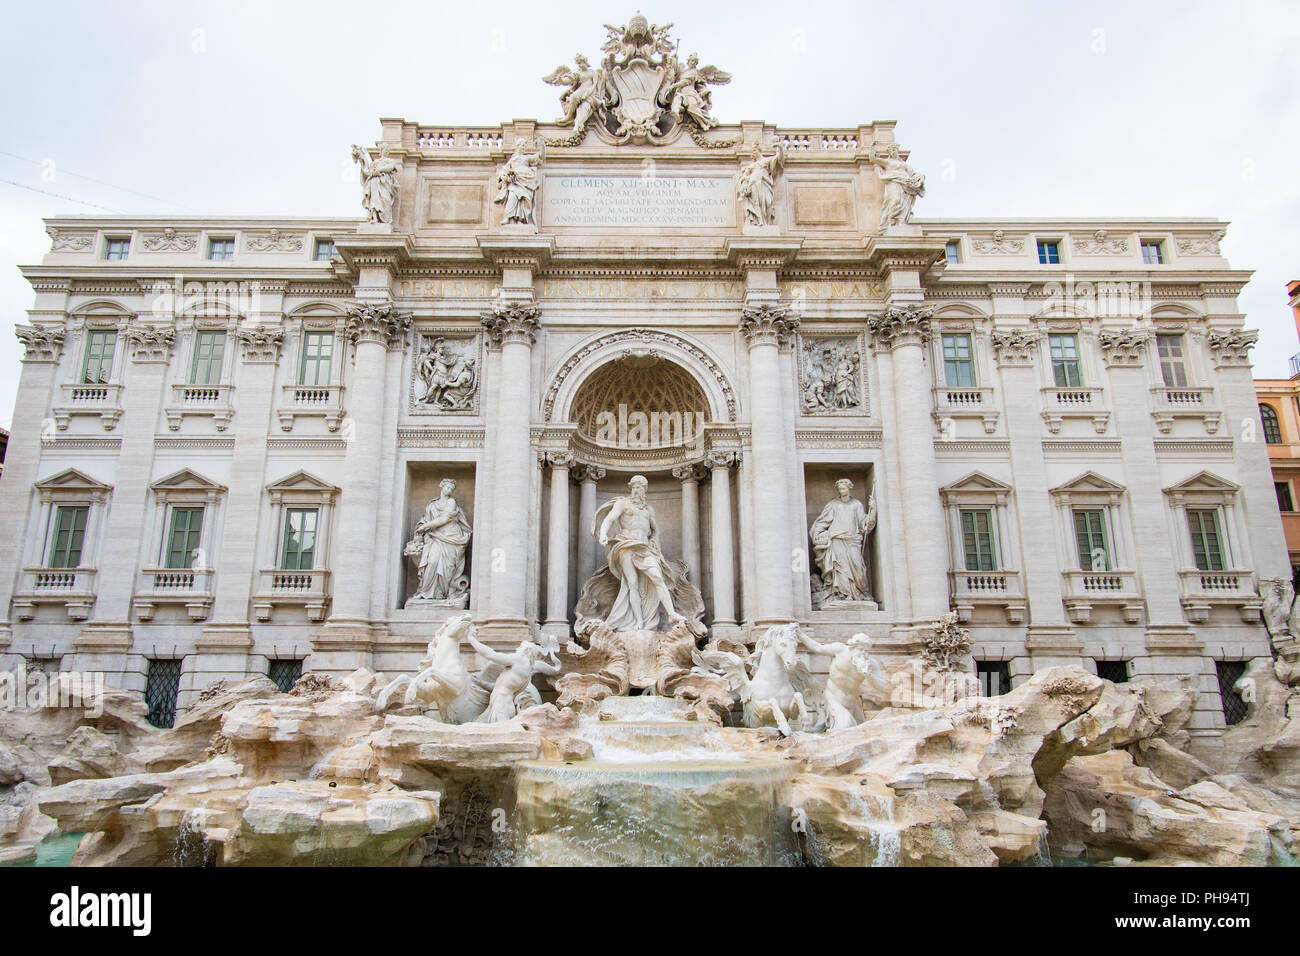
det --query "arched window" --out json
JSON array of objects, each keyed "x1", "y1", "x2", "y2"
[{"x1": 1260, "y1": 403, "x2": 1282, "y2": 444}]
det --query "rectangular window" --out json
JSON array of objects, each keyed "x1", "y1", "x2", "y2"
[
  {"x1": 104, "y1": 237, "x2": 130, "y2": 260},
  {"x1": 207, "y1": 238, "x2": 235, "y2": 260},
  {"x1": 941, "y1": 333, "x2": 976, "y2": 387},
  {"x1": 298, "y1": 331, "x2": 334, "y2": 387},
  {"x1": 977, "y1": 661, "x2": 1011, "y2": 697},
  {"x1": 1095, "y1": 659, "x2": 1131, "y2": 683},
  {"x1": 1156, "y1": 333, "x2": 1188, "y2": 387},
  {"x1": 1048, "y1": 333, "x2": 1083, "y2": 387},
  {"x1": 1037, "y1": 240, "x2": 1060, "y2": 264},
  {"x1": 190, "y1": 330, "x2": 226, "y2": 385},
  {"x1": 144, "y1": 658, "x2": 182, "y2": 729},
  {"x1": 960, "y1": 509, "x2": 997, "y2": 571},
  {"x1": 1141, "y1": 240, "x2": 1165, "y2": 265},
  {"x1": 944, "y1": 240, "x2": 961, "y2": 264},
  {"x1": 1073, "y1": 508, "x2": 1111, "y2": 571},
  {"x1": 268, "y1": 659, "x2": 304, "y2": 693},
  {"x1": 165, "y1": 507, "x2": 204, "y2": 570},
  {"x1": 280, "y1": 508, "x2": 319, "y2": 570},
  {"x1": 48, "y1": 505, "x2": 88, "y2": 569},
  {"x1": 313, "y1": 239, "x2": 335, "y2": 261},
  {"x1": 1277, "y1": 482, "x2": 1295, "y2": 513},
  {"x1": 1215, "y1": 660, "x2": 1249, "y2": 726},
  {"x1": 1187, "y1": 508, "x2": 1225, "y2": 571},
  {"x1": 82, "y1": 330, "x2": 117, "y2": 384}
]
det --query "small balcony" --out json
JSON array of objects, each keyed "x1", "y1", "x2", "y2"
[
  {"x1": 1178, "y1": 568, "x2": 1261, "y2": 623},
  {"x1": 252, "y1": 568, "x2": 331, "y2": 622},
  {"x1": 12, "y1": 567, "x2": 97, "y2": 621},
  {"x1": 132, "y1": 566, "x2": 214, "y2": 621},
  {"x1": 276, "y1": 383, "x2": 345, "y2": 432},
  {"x1": 1062, "y1": 569, "x2": 1143, "y2": 624},
  {"x1": 948, "y1": 569, "x2": 1026, "y2": 623},
  {"x1": 165, "y1": 383, "x2": 235, "y2": 431},
  {"x1": 52, "y1": 383, "x2": 124, "y2": 431},
  {"x1": 1149, "y1": 386, "x2": 1220, "y2": 435},
  {"x1": 932, "y1": 386, "x2": 999, "y2": 435},
  {"x1": 1041, "y1": 386, "x2": 1110, "y2": 435}
]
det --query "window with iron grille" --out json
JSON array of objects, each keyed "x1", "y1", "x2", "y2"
[
  {"x1": 1186, "y1": 508, "x2": 1225, "y2": 571},
  {"x1": 1048, "y1": 333, "x2": 1082, "y2": 387},
  {"x1": 1215, "y1": 660, "x2": 1249, "y2": 726},
  {"x1": 1156, "y1": 334, "x2": 1188, "y2": 387},
  {"x1": 48, "y1": 505, "x2": 88, "y2": 569},
  {"x1": 960, "y1": 508, "x2": 997, "y2": 571},
  {"x1": 82, "y1": 330, "x2": 116, "y2": 384},
  {"x1": 298, "y1": 332, "x2": 334, "y2": 386},
  {"x1": 25, "y1": 656, "x2": 60, "y2": 676},
  {"x1": 268, "y1": 659, "x2": 303, "y2": 694},
  {"x1": 1260, "y1": 403, "x2": 1282, "y2": 444},
  {"x1": 977, "y1": 661, "x2": 1011, "y2": 697},
  {"x1": 942, "y1": 333, "x2": 976, "y2": 387},
  {"x1": 190, "y1": 330, "x2": 227, "y2": 385},
  {"x1": 1095, "y1": 659, "x2": 1131, "y2": 683},
  {"x1": 144, "y1": 658, "x2": 182, "y2": 729}
]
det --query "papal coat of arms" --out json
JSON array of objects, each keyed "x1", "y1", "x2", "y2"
[{"x1": 542, "y1": 13, "x2": 731, "y2": 144}]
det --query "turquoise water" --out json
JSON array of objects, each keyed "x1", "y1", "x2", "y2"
[{"x1": 5, "y1": 832, "x2": 84, "y2": 867}]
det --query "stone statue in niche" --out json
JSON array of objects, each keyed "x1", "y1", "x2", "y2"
[
  {"x1": 404, "y1": 479, "x2": 472, "y2": 606},
  {"x1": 810, "y1": 478, "x2": 877, "y2": 606},
  {"x1": 351, "y1": 142, "x2": 400, "y2": 224},
  {"x1": 494, "y1": 138, "x2": 544, "y2": 225},
  {"x1": 801, "y1": 340, "x2": 862, "y2": 413},
  {"x1": 416, "y1": 337, "x2": 478, "y2": 410},
  {"x1": 737, "y1": 145, "x2": 784, "y2": 226},
  {"x1": 870, "y1": 144, "x2": 925, "y2": 234},
  {"x1": 592, "y1": 475, "x2": 689, "y2": 631}
]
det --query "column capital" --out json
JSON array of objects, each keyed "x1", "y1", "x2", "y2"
[
  {"x1": 740, "y1": 304, "x2": 799, "y2": 348},
  {"x1": 867, "y1": 305, "x2": 933, "y2": 350},
  {"x1": 345, "y1": 301, "x2": 411, "y2": 350},
  {"x1": 672, "y1": 463, "x2": 707, "y2": 483},
  {"x1": 234, "y1": 323, "x2": 285, "y2": 363},
  {"x1": 125, "y1": 325, "x2": 177, "y2": 363},
  {"x1": 1098, "y1": 328, "x2": 1150, "y2": 368},
  {"x1": 572, "y1": 463, "x2": 606, "y2": 483},
  {"x1": 706, "y1": 449, "x2": 740, "y2": 470},
  {"x1": 1207, "y1": 328, "x2": 1258, "y2": 368},
  {"x1": 14, "y1": 324, "x2": 65, "y2": 363},
  {"x1": 540, "y1": 449, "x2": 574, "y2": 469},
  {"x1": 482, "y1": 302, "x2": 542, "y2": 348},
  {"x1": 990, "y1": 328, "x2": 1038, "y2": 367}
]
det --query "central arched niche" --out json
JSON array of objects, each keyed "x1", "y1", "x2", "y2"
[{"x1": 568, "y1": 351, "x2": 711, "y2": 448}]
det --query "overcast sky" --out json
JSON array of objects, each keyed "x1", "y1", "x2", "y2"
[{"x1": 1, "y1": 0, "x2": 1297, "y2": 430}]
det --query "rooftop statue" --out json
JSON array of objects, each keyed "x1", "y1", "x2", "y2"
[
  {"x1": 494, "y1": 138, "x2": 544, "y2": 225},
  {"x1": 351, "y1": 142, "x2": 399, "y2": 224}
]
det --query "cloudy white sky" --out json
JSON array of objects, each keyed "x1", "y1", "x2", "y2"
[{"x1": 1, "y1": 0, "x2": 1297, "y2": 430}]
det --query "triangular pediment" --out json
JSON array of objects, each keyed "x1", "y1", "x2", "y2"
[
  {"x1": 265, "y1": 470, "x2": 340, "y2": 495},
  {"x1": 1051, "y1": 471, "x2": 1126, "y2": 495},
  {"x1": 150, "y1": 468, "x2": 227, "y2": 493},
  {"x1": 34, "y1": 467, "x2": 112, "y2": 493},
  {"x1": 941, "y1": 471, "x2": 1014, "y2": 495},
  {"x1": 1165, "y1": 470, "x2": 1240, "y2": 494}
]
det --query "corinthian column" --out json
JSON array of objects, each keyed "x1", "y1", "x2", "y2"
[
  {"x1": 543, "y1": 450, "x2": 573, "y2": 636},
  {"x1": 869, "y1": 305, "x2": 949, "y2": 621},
  {"x1": 323, "y1": 303, "x2": 410, "y2": 639},
  {"x1": 673, "y1": 463, "x2": 705, "y2": 586},
  {"x1": 741, "y1": 304, "x2": 800, "y2": 628},
  {"x1": 707, "y1": 451, "x2": 739, "y2": 635},
  {"x1": 481, "y1": 303, "x2": 542, "y2": 640},
  {"x1": 573, "y1": 464, "x2": 605, "y2": 588}
]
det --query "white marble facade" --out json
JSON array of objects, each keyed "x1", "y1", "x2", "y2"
[{"x1": 0, "y1": 44, "x2": 1286, "y2": 757}]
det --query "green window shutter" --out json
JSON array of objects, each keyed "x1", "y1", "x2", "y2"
[
  {"x1": 82, "y1": 330, "x2": 117, "y2": 384},
  {"x1": 299, "y1": 332, "x2": 333, "y2": 387},
  {"x1": 960, "y1": 509, "x2": 996, "y2": 571},
  {"x1": 50, "y1": 506, "x2": 88, "y2": 568},
  {"x1": 165, "y1": 507, "x2": 204, "y2": 569},
  {"x1": 1073, "y1": 509, "x2": 1110, "y2": 570},
  {"x1": 1187, "y1": 509, "x2": 1225, "y2": 571},
  {"x1": 190, "y1": 331, "x2": 227, "y2": 385},
  {"x1": 281, "y1": 508, "x2": 319, "y2": 570},
  {"x1": 1156, "y1": 334, "x2": 1188, "y2": 388},
  {"x1": 1049, "y1": 334, "x2": 1082, "y2": 388},
  {"x1": 942, "y1": 334, "x2": 975, "y2": 388}
]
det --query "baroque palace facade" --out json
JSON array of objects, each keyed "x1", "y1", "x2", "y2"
[{"x1": 0, "y1": 15, "x2": 1284, "y2": 756}]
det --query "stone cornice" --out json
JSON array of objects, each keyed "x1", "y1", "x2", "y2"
[
  {"x1": 867, "y1": 305, "x2": 933, "y2": 350},
  {"x1": 345, "y1": 302, "x2": 412, "y2": 349},
  {"x1": 740, "y1": 303, "x2": 799, "y2": 348},
  {"x1": 481, "y1": 302, "x2": 542, "y2": 348}
]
